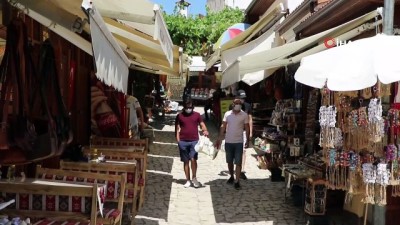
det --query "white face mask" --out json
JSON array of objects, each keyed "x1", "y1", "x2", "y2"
[
  {"x1": 233, "y1": 104, "x2": 242, "y2": 111},
  {"x1": 185, "y1": 109, "x2": 193, "y2": 114}
]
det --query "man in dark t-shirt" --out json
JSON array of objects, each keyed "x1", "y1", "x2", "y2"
[{"x1": 175, "y1": 99, "x2": 209, "y2": 188}]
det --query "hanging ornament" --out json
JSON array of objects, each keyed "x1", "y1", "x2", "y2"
[
  {"x1": 319, "y1": 106, "x2": 339, "y2": 149},
  {"x1": 376, "y1": 163, "x2": 390, "y2": 205},
  {"x1": 368, "y1": 98, "x2": 384, "y2": 143},
  {"x1": 362, "y1": 163, "x2": 376, "y2": 204}
]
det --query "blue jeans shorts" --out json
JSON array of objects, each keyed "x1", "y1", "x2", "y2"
[
  {"x1": 225, "y1": 142, "x2": 244, "y2": 165},
  {"x1": 178, "y1": 140, "x2": 198, "y2": 162}
]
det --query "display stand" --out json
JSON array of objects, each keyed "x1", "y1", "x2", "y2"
[{"x1": 305, "y1": 179, "x2": 327, "y2": 215}]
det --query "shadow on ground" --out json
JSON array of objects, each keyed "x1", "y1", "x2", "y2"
[
  {"x1": 149, "y1": 114, "x2": 177, "y2": 130},
  {"x1": 131, "y1": 218, "x2": 160, "y2": 225},
  {"x1": 147, "y1": 155, "x2": 174, "y2": 173},
  {"x1": 204, "y1": 178, "x2": 304, "y2": 224},
  {"x1": 134, "y1": 171, "x2": 173, "y2": 222}
]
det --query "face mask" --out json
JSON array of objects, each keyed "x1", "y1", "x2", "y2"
[
  {"x1": 185, "y1": 108, "x2": 193, "y2": 114},
  {"x1": 233, "y1": 104, "x2": 242, "y2": 111}
]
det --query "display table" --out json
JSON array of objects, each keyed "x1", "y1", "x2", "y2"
[
  {"x1": 60, "y1": 159, "x2": 139, "y2": 217},
  {"x1": 281, "y1": 164, "x2": 316, "y2": 201},
  {"x1": 0, "y1": 178, "x2": 105, "y2": 221}
]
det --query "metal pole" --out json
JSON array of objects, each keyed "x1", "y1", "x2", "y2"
[
  {"x1": 371, "y1": 2, "x2": 394, "y2": 225},
  {"x1": 383, "y1": 0, "x2": 395, "y2": 35}
]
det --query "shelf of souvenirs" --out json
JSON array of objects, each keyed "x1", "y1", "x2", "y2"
[
  {"x1": 297, "y1": 152, "x2": 326, "y2": 173},
  {"x1": 252, "y1": 106, "x2": 276, "y2": 111},
  {"x1": 253, "y1": 145, "x2": 281, "y2": 156},
  {"x1": 190, "y1": 87, "x2": 212, "y2": 100},
  {"x1": 281, "y1": 163, "x2": 318, "y2": 180},
  {"x1": 253, "y1": 116, "x2": 271, "y2": 121}
]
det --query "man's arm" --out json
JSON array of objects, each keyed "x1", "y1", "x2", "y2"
[
  {"x1": 219, "y1": 122, "x2": 227, "y2": 138},
  {"x1": 244, "y1": 123, "x2": 250, "y2": 148},
  {"x1": 175, "y1": 115, "x2": 180, "y2": 142},
  {"x1": 136, "y1": 107, "x2": 145, "y2": 132},
  {"x1": 246, "y1": 103, "x2": 253, "y2": 138},
  {"x1": 217, "y1": 121, "x2": 227, "y2": 144},
  {"x1": 248, "y1": 114, "x2": 253, "y2": 138},
  {"x1": 199, "y1": 121, "x2": 209, "y2": 137}
]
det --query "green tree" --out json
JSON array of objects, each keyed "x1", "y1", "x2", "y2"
[{"x1": 164, "y1": 7, "x2": 245, "y2": 56}]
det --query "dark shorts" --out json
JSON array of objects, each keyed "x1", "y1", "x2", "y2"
[
  {"x1": 225, "y1": 142, "x2": 244, "y2": 165},
  {"x1": 178, "y1": 140, "x2": 198, "y2": 162}
]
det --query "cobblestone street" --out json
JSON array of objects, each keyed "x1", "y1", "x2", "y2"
[{"x1": 133, "y1": 108, "x2": 304, "y2": 225}]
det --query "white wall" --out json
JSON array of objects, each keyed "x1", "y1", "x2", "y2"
[
  {"x1": 286, "y1": 0, "x2": 306, "y2": 13},
  {"x1": 207, "y1": 0, "x2": 224, "y2": 12},
  {"x1": 207, "y1": 0, "x2": 252, "y2": 12}
]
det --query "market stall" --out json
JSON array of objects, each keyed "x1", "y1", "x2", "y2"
[{"x1": 290, "y1": 33, "x2": 400, "y2": 224}]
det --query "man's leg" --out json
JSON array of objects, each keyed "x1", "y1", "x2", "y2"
[
  {"x1": 240, "y1": 149, "x2": 247, "y2": 179},
  {"x1": 240, "y1": 132, "x2": 248, "y2": 180},
  {"x1": 225, "y1": 143, "x2": 235, "y2": 184},
  {"x1": 179, "y1": 141, "x2": 192, "y2": 188},
  {"x1": 234, "y1": 143, "x2": 244, "y2": 189},
  {"x1": 235, "y1": 164, "x2": 242, "y2": 182},
  {"x1": 189, "y1": 141, "x2": 200, "y2": 188},
  {"x1": 190, "y1": 159, "x2": 197, "y2": 179},
  {"x1": 228, "y1": 162, "x2": 234, "y2": 177},
  {"x1": 184, "y1": 161, "x2": 190, "y2": 181}
]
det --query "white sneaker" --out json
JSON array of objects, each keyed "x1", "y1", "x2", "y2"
[
  {"x1": 183, "y1": 181, "x2": 191, "y2": 188},
  {"x1": 192, "y1": 178, "x2": 200, "y2": 188}
]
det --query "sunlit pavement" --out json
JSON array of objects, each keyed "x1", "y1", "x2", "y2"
[{"x1": 130, "y1": 107, "x2": 304, "y2": 225}]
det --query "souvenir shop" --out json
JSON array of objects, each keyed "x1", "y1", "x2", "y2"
[{"x1": 244, "y1": 62, "x2": 400, "y2": 224}]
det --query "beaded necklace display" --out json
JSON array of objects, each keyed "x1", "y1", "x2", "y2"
[
  {"x1": 319, "y1": 105, "x2": 339, "y2": 149},
  {"x1": 368, "y1": 98, "x2": 384, "y2": 143},
  {"x1": 346, "y1": 107, "x2": 370, "y2": 150},
  {"x1": 387, "y1": 144, "x2": 400, "y2": 196},
  {"x1": 362, "y1": 163, "x2": 376, "y2": 204},
  {"x1": 345, "y1": 151, "x2": 360, "y2": 203},
  {"x1": 376, "y1": 163, "x2": 390, "y2": 205},
  {"x1": 326, "y1": 149, "x2": 348, "y2": 191}
]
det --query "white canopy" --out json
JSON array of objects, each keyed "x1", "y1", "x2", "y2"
[
  {"x1": 85, "y1": 4, "x2": 130, "y2": 93},
  {"x1": 220, "y1": 8, "x2": 382, "y2": 88},
  {"x1": 10, "y1": 0, "x2": 183, "y2": 93},
  {"x1": 205, "y1": 0, "x2": 286, "y2": 70}
]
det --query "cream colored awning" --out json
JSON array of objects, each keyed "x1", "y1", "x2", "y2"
[
  {"x1": 205, "y1": 0, "x2": 286, "y2": 70},
  {"x1": 11, "y1": 0, "x2": 183, "y2": 79},
  {"x1": 87, "y1": 4, "x2": 130, "y2": 93},
  {"x1": 221, "y1": 8, "x2": 382, "y2": 88}
]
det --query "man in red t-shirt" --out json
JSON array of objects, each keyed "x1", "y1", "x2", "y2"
[{"x1": 175, "y1": 99, "x2": 209, "y2": 188}]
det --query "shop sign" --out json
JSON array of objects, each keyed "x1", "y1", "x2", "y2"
[{"x1": 323, "y1": 37, "x2": 351, "y2": 49}]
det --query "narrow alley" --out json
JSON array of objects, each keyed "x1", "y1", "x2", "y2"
[{"x1": 133, "y1": 108, "x2": 304, "y2": 225}]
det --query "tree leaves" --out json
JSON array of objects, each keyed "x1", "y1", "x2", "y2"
[{"x1": 164, "y1": 7, "x2": 244, "y2": 56}]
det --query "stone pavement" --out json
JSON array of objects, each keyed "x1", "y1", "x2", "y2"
[{"x1": 132, "y1": 107, "x2": 304, "y2": 225}]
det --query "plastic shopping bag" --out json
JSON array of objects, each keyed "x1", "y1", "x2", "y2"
[
  {"x1": 194, "y1": 135, "x2": 208, "y2": 152},
  {"x1": 197, "y1": 136, "x2": 219, "y2": 160},
  {"x1": 203, "y1": 143, "x2": 219, "y2": 160}
]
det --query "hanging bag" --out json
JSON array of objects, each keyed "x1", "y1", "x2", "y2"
[
  {"x1": 0, "y1": 18, "x2": 36, "y2": 164},
  {"x1": 0, "y1": 19, "x2": 71, "y2": 165},
  {"x1": 9, "y1": 19, "x2": 39, "y2": 152}
]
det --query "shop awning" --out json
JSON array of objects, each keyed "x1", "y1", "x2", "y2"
[
  {"x1": 58, "y1": 0, "x2": 175, "y2": 68},
  {"x1": 12, "y1": 0, "x2": 183, "y2": 78},
  {"x1": 221, "y1": 25, "x2": 277, "y2": 72},
  {"x1": 220, "y1": 8, "x2": 382, "y2": 88},
  {"x1": 85, "y1": 3, "x2": 130, "y2": 93},
  {"x1": 205, "y1": 1, "x2": 286, "y2": 70}
]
